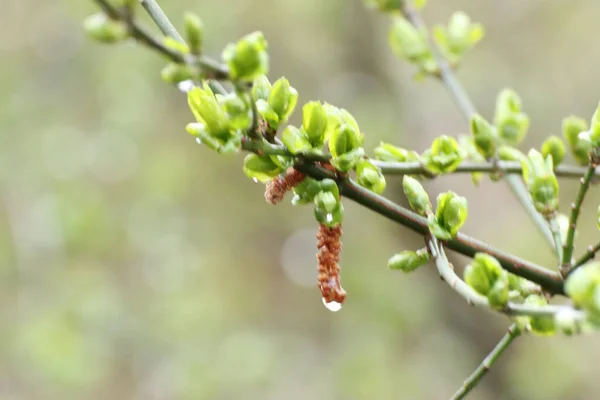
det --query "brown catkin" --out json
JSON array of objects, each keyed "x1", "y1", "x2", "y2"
[
  {"x1": 264, "y1": 167, "x2": 305, "y2": 205},
  {"x1": 316, "y1": 223, "x2": 346, "y2": 304}
]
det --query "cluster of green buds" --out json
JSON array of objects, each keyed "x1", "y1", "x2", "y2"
[
  {"x1": 186, "y1": 83, "x2": 251, "y2": 153},
  {"x1": 292, "y1": 178, "x2": 344, "y2": 227},
  {"x1": 433, "y1": 11, "x2": 484, "y2": 64},
  {"x1": 521, "y1": 149, "x2": 559, "y2": 216},
  {"x1": 252, "y1": 76, "x2": 298, "y2": 131},
  {"x1": 470, "y1": 89, "x2": 530, "y2": 159},
  {"x1": 402, "y1": 176, "x2": 468, "y2": 240},
  {"x1": 388, "y1": 16, "x2": 436, "y2": 75},
  {"x1": 562, "y1": 116, "x2": 591, "y2": 165}
]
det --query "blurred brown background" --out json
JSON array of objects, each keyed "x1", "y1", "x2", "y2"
[{"x1": 1, "y1": 1, "x2": 600, "y2": 399}]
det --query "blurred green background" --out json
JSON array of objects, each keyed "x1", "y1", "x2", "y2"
[{"x1": 2, "y1": 1, "x2": 600, "y2": 399}]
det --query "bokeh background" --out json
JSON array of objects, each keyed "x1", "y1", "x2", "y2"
[{"x1": 2, "y1": 1, "x2": 600, "y2": 399}]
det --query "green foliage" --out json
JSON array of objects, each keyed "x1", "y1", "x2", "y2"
[
  {"x1": 402, "y1": 175, "x2": 432, "y2": 216},
  {"x1": 494, "y1": 89, "x2": 530, "y2": 146},
  {"x1": 374, "y1": 142, "x2": 419, "y2": 162},
  {"x1": 184, "y1": 12, "x2": 204, "y2": 54},
  {"x1": 388, "y1": 17, "x2": 436, "y2": 74},
  {"x1": 427, "y1": 191, "x2": 468, "y2": 240},
  {"x1": 433, "y1": 11, "x2": 484, "y2": 63},
  {"x1": 524, "y1": 295, "x2": 556, "y2": 335},
  {"x1": 421, "y1": 135, "x2": 466, "y2": 174},
  {"x1": 356, "y1": 160, "x2": 386, "y2": 194},
  {"x1": 541, "y1": 136, "x2": 566, "y2": 166},
  {"x1": 243, "y1": 154, "x2": 283, "y2": 183},
  {"x1": 470, "y1": 113, "x2": 497, "y2": 159},
  {"x1": 83, "y1": 13, "x2": 128, "y2": 44},
  {"x1": 565, "y1": 262, "x2": 600, "y2": 315},
  {"x1": 521, "y1": 149, "x2": 559, "y2": 216},
  {"x1": 562, "y1": 115, "x2": 590, "y2": 165},
  {"x1": 222, "y1": 31, "x2": 269, "y2": 81},
  {"x1": 388, "y1": 249, "x2": 430, "y2": 273},
  {"x1": 327, "y1": 107, "x2": 365, "y2": 172}
]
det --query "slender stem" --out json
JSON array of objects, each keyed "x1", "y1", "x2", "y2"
[
  {"x1": 373, "y1": 160, "x2": 594, "y2": 179},
  {"x1": 140, "y1": 0, "x2": 184, "y2": 42},
  {"x1": 573, "y1": 241, "x2": 600, "y2": 269},
  {"x1": 426, "y1": 238, "x2": 576, "y2": 316},
  {"x1": 562, "y1": 163, "x2": 596, "y2": 275},
  {"x1": 450, "y1": 324, "x2": 521, "y2": 400},
  {"x1": 548, "y1": 217, "x2": 564, "y2": 261},
  {"x1": 399, "y1": 4, "x2": 554, "y2": 249}
]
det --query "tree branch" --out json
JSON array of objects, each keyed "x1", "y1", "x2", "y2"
[
  {"x1": 399, "y1": 3, "x2": 554, "y2": 249},
  {"x1": 562, "y1": 163, "x2": 596, "y2": 275},
  {"x1": 573, "y1": 241, "x2": 600, "y2": 269},
  {"x1": 450, "y1": 324, "x2": 521, "y2": 400},
  {"x1": 140, "y1": 0, "x2": 184, "y2": 42}
]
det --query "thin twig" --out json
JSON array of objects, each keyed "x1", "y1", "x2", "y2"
[
  {"x1": 426, "y1": 238, "x2": 578, "y2": 317},
  {"x1": 562, "y1": 163, "x2": 596, "y2": 275},
  {"x1": 140, "y1": 0, "x2": 184, "y2": 42},
  {"x1": 450, "y1": 324, "x2": 521, "y2": 400},
  {"x1": 399, "y1": 4, "x2": 554, "y2": 249},
  {"x1": 548, "y1": 217, "x2": 564, "y2": 261},
  {"x1": 573, "y1": 241, "x2": 600, "y2": 269},
  {"x1": 373, "y1": 160, "x2": 595, "y2": 179}
]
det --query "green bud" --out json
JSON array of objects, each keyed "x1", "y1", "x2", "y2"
[
  {"x1": 314, "y1": 201, "x2": 344, "y2": 227},
  {"x1": 487, "y1": 272, "x2": 509, "y2": 309},
  {"x1": 470, "y1": 114, "x2": 497, "y2": 159},
  {"x1": 565, "y1": 261, "x2": 600, "y2": 311},
  {"x1": 268, "y1": 77, "x2": 298, "y2": 128},
  {"x1": 222, "y1": 31, "x2": 269, "y2": 81},
  {"x1": 388, "y1": 17, "x2": 430, "y2": 62},
  {"x1": 494, "y1": 89, "x2": 529, "y2": 146},
  {"x1": 292, "y1": 178, "x2": 323, "y2": 205},
  {"x1": 388, "y1": 249, "x2": 430, "y2": 273},
  {"x1": 463, "y1": 253, "x2": 504, "y2": 296},
  {"x1": 428, "y1": 191, "x2": 468, "y2": 240},
  {"x1": 220, "y1": 92, "x2": 252, "y2": 130},
  {"x1": 458, "y1": 136, "x2": 486, "y2": 185},
  {"x1": 422, "y1": 135, "x2": 466, "y2": 174},
  {"x1": 256, "y1": 99, "x2": 279, "y2": 128},
  {"x1": 562, "y1": 115, "x2": 591, "y2": 165},
  {"x1": 402, "y1": 176, "x2": 432, "y2": 216},
  {"x1": 163, "y1": 36, "x2": 190, "y2": 54},
  {"x1": 187, "y1": 83, "x2": 230, "y2": 138},
  {"x1": 436, "y1": 11, "x2": 484, "y2": 56},
  {"x1": 498, "y1": 145, "x2": 526, "y2": 162},
  {"x1": 83, "y1": 13, "x2": 128, "y2": 44},
  {"x1": 160, "y1": 63, "x2": 194, "y2": 84},
  {"x1": 183, "y1": 12, "x2": 204, "y2": 54},
  {"x1": 302, "y1": 102, "x2": 329, "y2": 148},
  {"x1": 497, "y1": 113, "x2": 529, "y2": 146},
  {"x1": 328, "y1": 110, "x2": 364, "y2": 172},
  {"x1": 356, "y1": 160, "x2": 386, "y2": 194},
  {"x1": 242, "y1": 154, "x2": 282, "y2": 183},
  {"x1": 374, "y1": 142, "x2": 420, "y2": 162},
  {"x1": 541, "y1": 136, "x2": 566, "y2": 166},
  {"x1": 314, "y1": 191, "x2": 338, "y2": 214},
  {"x1": 281, "y1": 125, "x2": 311, "y2": 154},
  {"x1": 524, "y1": 295, "x2": 556, "y2": 336},
  {"x1": 522, "y1": 149, "x2": 559, "y2": 216},
  {"x1": 252, "y1": 75, "x2": 271, "y2": 102}
]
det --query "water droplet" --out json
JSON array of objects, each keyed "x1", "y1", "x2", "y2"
[
  {"x1": 177, "y1": 80, "x2": 195, "y2": 93},
  {"x1": 195, "y1": 137, "x2": 202, "y2": 144},
  {"x1": 252, "y1": 177, "x2": 259, "y2": 183},
  {"x1": 322, "y1": 298, "x2": 342, "y2": 312},
  {"x1": 325, "y1": 214, "x2": 333, "y2": 223}
]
